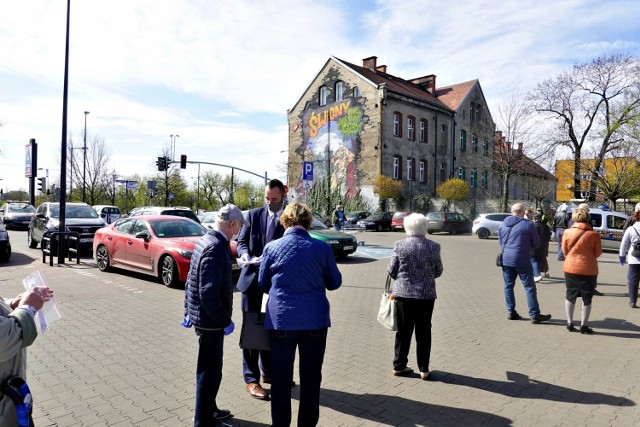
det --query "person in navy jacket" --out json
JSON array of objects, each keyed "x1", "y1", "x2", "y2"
[
  {"x1": 258, "y1": 202, "x2": 342, "y2": 427},
  {"x1": 236, "y1": 179, "x2": 287, "y2": 400}
]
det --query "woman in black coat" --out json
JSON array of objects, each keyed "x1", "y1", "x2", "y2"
[{"x1": 532, "y1": 213, "x2": 551, "y2": 281}]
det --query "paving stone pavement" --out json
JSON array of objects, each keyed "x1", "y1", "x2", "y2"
[{"x1": 2, "y1": 229, "x2": 639, "y2": 426}]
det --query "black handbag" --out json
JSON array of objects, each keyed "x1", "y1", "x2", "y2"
[
  {"x1": 239, "y1": 311, "x2": 270, "y2": 351},
  {"x1": 497, "y1": 227, "x2": 512, "y2": 267}
]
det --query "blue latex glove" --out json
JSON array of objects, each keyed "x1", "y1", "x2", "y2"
[
  {"x1": 619, "y1": 256, "x2": 626, "y2": 266},
  {"x1": 224, "y1": 321, "x2": 235, "y2": 336},
  {"x1": 181, "y1": 315, "x2": 193, "y2": 328}
]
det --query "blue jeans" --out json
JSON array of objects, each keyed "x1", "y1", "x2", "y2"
[
  {"x1": 242, "y1": 348, "x2": 271, "y2": 384},
  {"x1": 556, "y1": 228, "x2": 565, "y2": 260},
  {"x1": 269, "y1": 328, "x2": 328, "y2": 427},
  {"x1": 502, "y1": 266, "x2": 541, "y2": 318},
  {"x1": 531, "y1": 256, "x2": 541, "y2": 277},
  {"x1": 194, "y1": 329, "x2": 224, "y2": 427},
  {"x1": 628, "y1": 264, "x2": 640, "y2": 305}
]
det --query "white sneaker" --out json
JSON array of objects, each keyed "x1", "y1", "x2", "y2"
[{"x1": 534, "y1": 276, "x2": 542, "y2": 282}]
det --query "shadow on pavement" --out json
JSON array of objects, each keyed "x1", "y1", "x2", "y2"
[
  {"x1": 336, "y1": 256, "x2": 377, "y2": 264},
  {"x1": 2, "y1": 251, "x2": 38, "y2": 266},
  {"x1": 436, "y1": 371, "x2": 634, "y2": 406}
]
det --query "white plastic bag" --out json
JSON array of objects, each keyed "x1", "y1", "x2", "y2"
[{"x1": 22, "y1": 270, "x2": 62, "y2": 332}]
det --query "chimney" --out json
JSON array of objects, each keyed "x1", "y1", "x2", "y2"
[
  {"x1": 409, "y1": 74, "x2": 437, "y2": 94},
  {"x1": 375, "y1": 65, "x2": 387, "y2": 73},
  {"x1": 518, "y1": 143, "x2": 523, "y2": 155},
  {"x1": 362, "y1": 56, "x2": 377, "y2": 70}
]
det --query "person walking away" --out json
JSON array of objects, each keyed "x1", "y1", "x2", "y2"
[
  {"x1": 258, "y1": 202, "x2": 341, "y2": 427},
  {"x1": 552, "y1": 204, "x2": 571, "y2": 261},
  {"x1": 499, "y1": 203, "x2": 552, "y2": 324},
  {"x1": 237, "y1": 179, "x2": 288, "y2": 400},
  {"x1": 619, "y1": 208, "x2": 640, "y2": 308},
  {"x1": 333, "y1": 205, "x2": 345, "y2": 231},
  {"x1": 623, "y1": 203, "x2": 640, "y2": 232},
  {"x1": 1, "y1": 286, "x2": 53, "y2": 427},
  {"x1": 562, "y1": 208, "x2": 602, "y2": 334},
  {"x1": 532, "y1": 213, "x2": 552, "y2": 281},
  {"x1": 387, "y1": 213, "x2": 443, "y2": 380},
  {"x1": 184, "y1": 204, "x2": 248, "y2": 426}
]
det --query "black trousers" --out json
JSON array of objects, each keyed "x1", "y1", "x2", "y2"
[{"x1": 393, "y1": 298, "x2": 435, "y2": 373}]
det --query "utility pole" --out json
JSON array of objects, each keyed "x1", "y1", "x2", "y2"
[{"x1": 82, "y1": 111, "x2": 89, "y2": 203}]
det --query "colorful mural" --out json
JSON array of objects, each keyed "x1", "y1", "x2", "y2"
[{"x1": 300, "y1": 99, "x2": 364, "y2": 197}]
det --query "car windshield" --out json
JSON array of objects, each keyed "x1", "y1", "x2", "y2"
[
  {"x1": 201, "y1": 212, "x2": 218, "y2": 223},
  {"x1": 393, "y1": 212, "x2": 407, "y2": 219},
  {"x1": 8, "y1": 204, "x2": 35, "y2": 213},
  {"x1": 311, "y1": 217, "x2": 328, "y2": 230},
  {"x1": 150, "y1": 219, "x2": 206, "y2": 238},
  {"x1": 49, "y1": 205, "x2": 99, "y2": 219}
]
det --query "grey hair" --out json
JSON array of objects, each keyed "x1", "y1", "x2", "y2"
[{"x1": 404, "y1": 213, "x2": 428, "y2": 236}]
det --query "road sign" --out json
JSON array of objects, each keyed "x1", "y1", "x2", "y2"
[
  {"x1": 126, "y1": 181, "x2": 138, "y2": 191},
  {"x1": 303, "y1": 180, "x2": 313, "y2": 189},
  {"x1": 303, "y1": 162, "x2": 314, "y2": 181},
  {"x1": 169, "y1": 193, "x2": 174, "y2": 200}
]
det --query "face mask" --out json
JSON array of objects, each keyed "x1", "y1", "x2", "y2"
[{"x1": 267, "y1": 200, "x2": 284, "y2": 213}]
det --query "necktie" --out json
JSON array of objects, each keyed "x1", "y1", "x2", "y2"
[{"x1": 267, "y1": 215, "x2": 278, "y2": 243}]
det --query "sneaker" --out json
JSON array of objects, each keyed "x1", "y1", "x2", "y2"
[
  {"x1": 420, "y1": 371, "x2": 430, "y2": 380},
  {"x1": 534, "y1": 275, "x2": 542, "y2": 282},
  {"x1": 508, "y1": 311, "x2": 521, "y2": 320},
  {"x1": 630, "y1": 302, "x2": 637, "y2": 308},
  {"x1": 566, "y1": 323, "x2": 577, "y2": 332},
  {"x1": 214, "y1": 409, "x2": 232, "y2": 421},
  {"x1": 531, "y1": 313, "x2": 551, "y2": 324},
  {"x1": 393, "y1": 367, "x2": 414, "y2": 377},
  {"x1": 580, "y1": 325, "x2": 594, "y2": 334}
]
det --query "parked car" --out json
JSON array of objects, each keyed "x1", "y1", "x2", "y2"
[
  {"x1": 93, "y1": 205, "x2": 122, "y2": 224},
  {"x1": 426, "y1": 212, "x2": 472, "y2": 234},
  {"x1": 0, "y1": 223, "x2": 11, "y2": 261},
  {"x1": 344, "y1": 211, "x2": 371, "y2": 228},
  {"x1": 93, "y1": 215, "x2": 238, "y2": 288},
  {"x1": 309, "y1": 216, "x2": 357, "y2": 258},
  {"x1": 28, "y1": 202, "x2": 106, "y2": 255},
  {"x1": 0, "y1": 202, "x2": 36, "y2": 229},
  {"x1": 582, "y1": 208, "x2": 628, "y2": 251},
  {"x1": 391, "y1": 211, "x2": 412, "y2": 231},
  {"x1": 472, "y1": 213, "x2": 511, "y2": 239},
  {"x1": 357, "y1": 212, "x2": 393, "y2": 231},
  {"x1": 128, "y1": 206, "x2": 200, "y2": 223},
  {"x1": 199, "y1": 211, "x2": 220, "y2": 229}
]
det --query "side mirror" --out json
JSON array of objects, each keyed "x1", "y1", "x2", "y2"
[
  {"x1": 36, "y1": 213, "x2": 46, "y2": 219},
  {"x1": 135, "y1": 231, "x2": 150, "y2": 241}
]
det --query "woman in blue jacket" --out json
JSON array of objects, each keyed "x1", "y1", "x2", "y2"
[{"x1": 258, "y1": 202, "x2": 342, "y2": 427}]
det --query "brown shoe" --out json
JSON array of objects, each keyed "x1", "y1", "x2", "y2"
[{"x1": 245, "y1": 382, "x2": 269, "y2": 400}]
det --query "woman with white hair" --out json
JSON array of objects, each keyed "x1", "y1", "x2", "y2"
[{"x1": 387, "y1": 213, "x2": 443, "y2": 380}]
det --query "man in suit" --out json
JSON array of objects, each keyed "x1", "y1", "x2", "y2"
[{"x1": 236, "y1": 179, "x2": 287, "y2": 400}]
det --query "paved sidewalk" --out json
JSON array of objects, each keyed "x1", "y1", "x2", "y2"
[{"x1": 2, "y1": 230, "x2": 639, "y2": 426}]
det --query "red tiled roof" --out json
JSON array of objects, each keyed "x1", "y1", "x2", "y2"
[{"x1": 433, "y1": 80, "x2": 477, "y2": 110}]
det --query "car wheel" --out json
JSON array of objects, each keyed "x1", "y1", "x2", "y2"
[
  {"x1": 427, "y1": 229, "x2": 434, "y2": 234},
  {"x1": 27, "y1": 229, "x2": 38, "y2": 249},
  {"x1": 160, "y1": 255, "x2": 179, "y2": 288},
  {"x1": 0, "y1": 243, "x2": 10, "y2": 261},
  {"x1": 477, "y1": 228, "x2": 490, "y2": 239},
  {"x1": 96, "y1": 245, "x2": 111, "y2": 272}
]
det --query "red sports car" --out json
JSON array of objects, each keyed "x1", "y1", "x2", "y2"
[{"x1": 93, "y1": 215, "x2": 238, "y2": 288}]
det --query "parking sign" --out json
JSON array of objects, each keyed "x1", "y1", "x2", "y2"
[{"x1": 303, "y1": 162, "x2": 314, "y2": 181}]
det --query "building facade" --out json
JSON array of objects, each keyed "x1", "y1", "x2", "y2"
[
  {"x1": 287, "y1": 56, "x2": 496, "y2": 208},
  {"x1": 555, "y1": 157, "x2": 639, "y2": 201}
]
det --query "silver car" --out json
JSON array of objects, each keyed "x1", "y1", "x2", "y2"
[{"x1": 472, "y1": 213, "x2": 510, "y2": 239}]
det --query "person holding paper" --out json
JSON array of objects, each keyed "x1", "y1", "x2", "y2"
[
  {"x1": 236, "y1": 179, "x2": 287, "y2": 400},
  {"x1": 1, "y1": 286, "x2": 53, "y2": 427}
]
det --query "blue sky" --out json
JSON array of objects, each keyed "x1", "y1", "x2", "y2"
[{"x1": 1, "y1": 0, "x2": 639, "y2": 194}]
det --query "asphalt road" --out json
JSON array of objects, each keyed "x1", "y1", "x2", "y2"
[{"x1": 1, "y1": 227, "x2": 639, "y2": 426}]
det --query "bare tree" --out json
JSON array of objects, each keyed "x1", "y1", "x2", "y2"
[
  {"x1": 67, "y1": 134, "x2": 113, "y2": 204},
  {"x1": 529, "y1": 53, "x2": 640, "y2": 200}
]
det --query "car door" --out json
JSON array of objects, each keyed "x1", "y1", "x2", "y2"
[
  {"x1": 124, "y1": 219, "x2": 153, "y2": 271},
  {"x1": 109, "y1": 219, "x2": 136, "y2": 265},
  {"x1": 33, "y1": 204, "x2": 48, "y2": 242}
]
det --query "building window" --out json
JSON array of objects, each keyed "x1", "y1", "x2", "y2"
[
  {"x1": 419, "y1": 119, "x2": 427, "y2": 143},
  {"x1": 407, "y1": 116, "x2": 415, "y2": 141},
  {"x1": 483, "y1": 139, "x2": 489, "y2": 156},
  {"x1": 406, "y1": 158, "x2": 415, "y2": 181},
  {"x1": 458, "y1": 166, "x2": 466, "y2": 180},
  {"x1": 335, "y1": 81, "x2": 344, "y2": 101},
  {"x1": 470, "y1": 102, "x2": 475, "y2": 122},
  {"x1": 440, "y1": 162, "x2": 447, "y2": 183},
  {"x1": 476, "y1": 104, "x2": 482, "y2": 122},
  {"x1": 353, "y1": 86, "x2": 360, "y2": 97},
  {"x1": 460, "y1": 130, "x2": 467, "y2": 152},
  {"x1": 482, "y1": 170, "x2": 489, "y2": 190},
  {"x1": 393, "y1": 156, "x2": 403, "y2": 180},
  {"x1": 319, "y1": 86, "x2": 328, "y2": 106},
  {"x1": 419, "y1": 160, "x2": 426, "y2": 183},
  {"x1": 440, "y1": 124, "x2": 448, "y2": 147},
  {"x1": 470, "y1": 169, "x2": 477, "y2": 188},
  {"x1": 393, "y1": 112, "x2": 403, "y2": 137},
  {"x1": 472, "y1": 135, "x2": 478, "y2": 153}
]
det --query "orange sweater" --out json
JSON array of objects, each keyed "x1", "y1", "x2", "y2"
[{"x1": 562, "y1": 223, "x2": 602, "y2": 276}]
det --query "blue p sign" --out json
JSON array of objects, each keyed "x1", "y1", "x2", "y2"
[{"x1": 303, "y1": 162, "x2": 314, "y2": 181}]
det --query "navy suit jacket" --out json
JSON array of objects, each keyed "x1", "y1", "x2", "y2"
[{"x1": 236, "y1": 206, "x2": 285, "y2": 311}]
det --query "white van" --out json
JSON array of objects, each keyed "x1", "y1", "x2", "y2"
[
  {"x1": 578, "y1": 208, "x2": 628, "y2": 251},
  {"x1": 92, "y1": 205, "x2": 122, "y2": 224}
]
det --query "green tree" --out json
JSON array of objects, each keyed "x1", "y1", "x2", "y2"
[
  {"x1": 437, "y1": 179, "x2": 469, "y2": 211},
  {"x1": 373, "y1": 175, "x2": 403, "y2": 211}
]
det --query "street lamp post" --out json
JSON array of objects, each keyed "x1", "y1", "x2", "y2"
[
  {"x1": 83, "y1": 111, "x2": 89, "y2": 203},
  {"x1": 170, "y1": 134, "x2": 180, "y2": 161}
]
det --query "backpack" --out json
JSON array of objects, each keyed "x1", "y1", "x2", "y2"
[{"x1": 632, "y1": 228, "x2": 640, "y2": 258}]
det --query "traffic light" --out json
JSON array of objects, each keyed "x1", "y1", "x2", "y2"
[
  {"x1": 156, "y1": 156, "x2": 168, "y2": 171},
  {"x1": 37, "y1": 177, "x2": 47, "y2": 193},
  {"x1": 180, "y1": 154, "x2": 187, "y2": 169}
]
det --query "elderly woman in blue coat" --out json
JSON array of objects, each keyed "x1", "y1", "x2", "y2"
[
  {"x1": 258, "y1": 202, "x2": 342, "y2": 427},
  {"x1": 387, "y1": 213, "x2": 443, "y2": 380}
]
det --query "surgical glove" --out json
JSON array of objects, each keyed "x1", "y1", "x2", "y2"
[
  {"x1": 182, "y1": 315, "x2": 193, "y2": 328},
  {"x1": 240, "y1": 253, "x2": 250, "y2": 263},
  {"x1": 619, "y1": 256, "x2": 626, "y2": 266},
  {"x1": 224, "y1": 321, "x2": 235, "y2": 336}
]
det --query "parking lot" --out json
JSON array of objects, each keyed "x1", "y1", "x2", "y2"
[{"x1": 2, "y1": 227, "x2": 640, "y2": 426}]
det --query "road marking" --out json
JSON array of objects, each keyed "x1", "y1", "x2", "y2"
[{"x1": 351, "y1": 245, "x2": 394, "y2": 260}]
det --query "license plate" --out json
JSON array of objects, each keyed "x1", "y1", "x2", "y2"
[
  {"x1": 343, "y1": 245, "x2": 353, "y2": 250},
  {"x1": 80, "y1": 238, "x2": 94, "y2": 243}
]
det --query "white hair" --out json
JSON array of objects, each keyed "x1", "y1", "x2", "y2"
[{"x1": 404, "y1": 213, "x2": 428, "y2": 236}]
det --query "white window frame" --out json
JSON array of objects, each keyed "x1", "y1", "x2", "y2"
[
  {"x1": 419, "y1": 160, "x2": 425, "y2": 183},
  {"x1": 335, "y1": 81, "x2": 344, "y2": 102},
  {"x1": 407, "y1": 117, "x2": 415, "y2": 140},
  {"x1": 353, "y1": 86, "x2": 360, "y2": 97},
  {"x1": 419, "y1": 120, "x2": 425, "y2": 142},
  {"x1": 393, "y1": 157, "x2": 400, "y2": 179},
  {"x1": 393, "y1": 113, "x2": 401, "y2": 137},
  {"x1": 319, "y1": 86, "x2": 328, "y2": 106},
  {"x1": 406, "y1": 158, "x2": 413, "y2": 181}
]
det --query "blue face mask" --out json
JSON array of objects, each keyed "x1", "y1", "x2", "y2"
[{"x1": 267, "y1": 200, "x2": 284, "y2": 213}]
